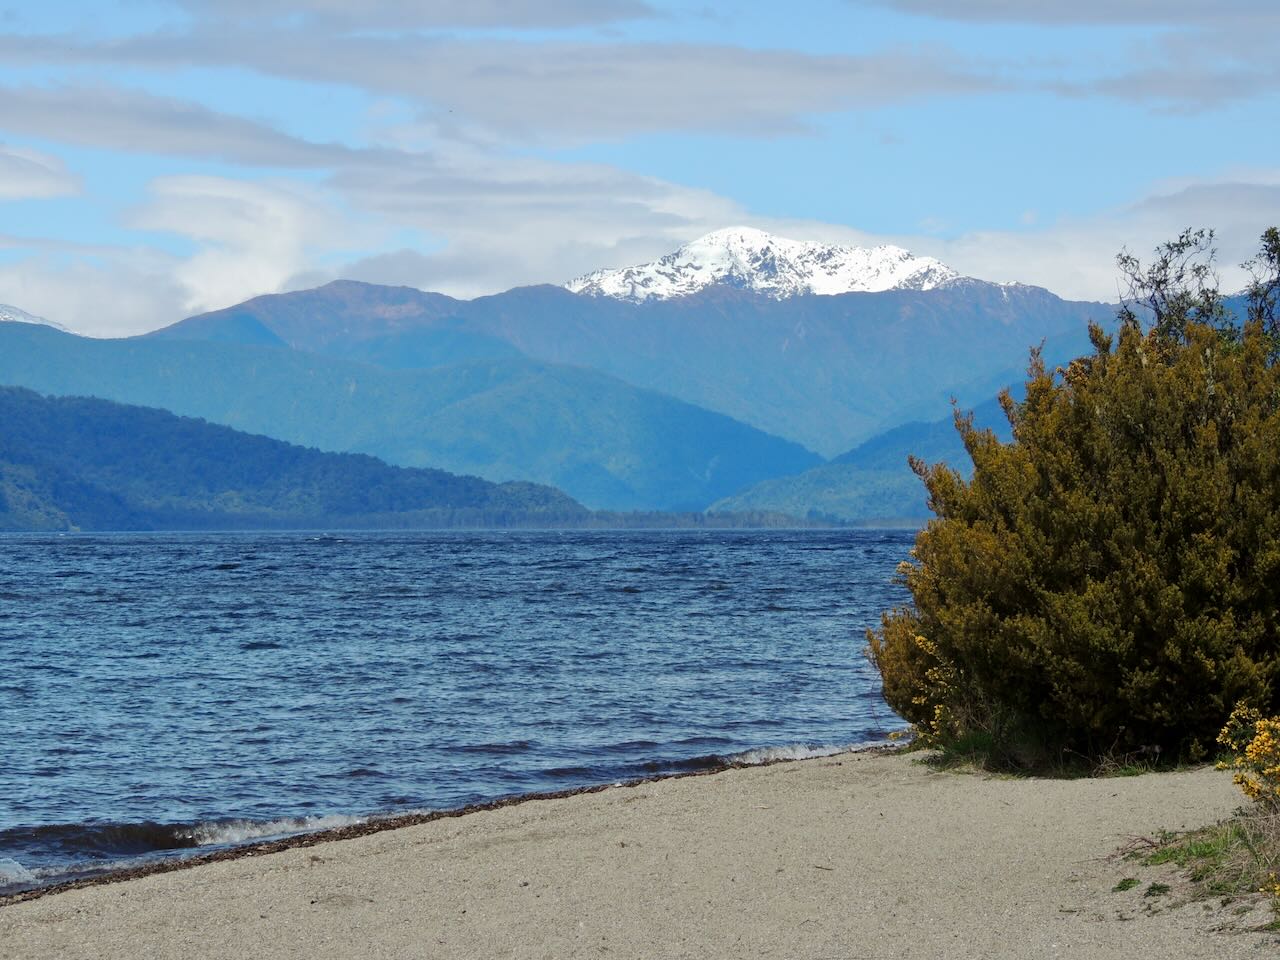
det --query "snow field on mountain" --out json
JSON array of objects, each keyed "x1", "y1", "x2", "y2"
[{"x1": 566, "y1": 226, "x2": 959, "y2": 301}]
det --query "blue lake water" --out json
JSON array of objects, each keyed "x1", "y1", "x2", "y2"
[{"x1": 0, "y1": 529, "x2": 912, "y2": 893}]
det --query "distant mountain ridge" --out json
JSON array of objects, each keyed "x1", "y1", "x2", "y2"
[
  {"x1": 152, "y1": 275, "x2": 1105, "y2": 457},
  {"x1": 565, "y1": 227, "x2": 959, "y2": 301},
  {"x1": 155, "y1": 280, "x2": 462, "y2": 351},
  {"x1": 1, "y1": 226, "x2": 1119, "y2": 519},
  {"x1": 0, "y1": 321, "x2": 820, "y2": 512}
]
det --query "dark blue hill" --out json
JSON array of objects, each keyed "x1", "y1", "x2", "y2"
[{"x1": 0, "y1": 386, "x2": 586, "y2": 531}]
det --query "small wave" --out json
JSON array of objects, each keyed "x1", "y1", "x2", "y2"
[
  {"x1": 239, "y1": 640, "x2": 284, "y2": 651},
  {"x1": 727, "y1": 742, "x2": 861, "y2": 765},
  {"x1": 182, "y1": 814, "x2": 368, "y2": 847},
  {"x1": 1, "y1": 814, "x2": 371, "y2": 867},
  {"x1": 0, "y1": 814, "x2": 395, "y2": 895},
  {"x1": 637, "y1": 754, "x2": 723, "y2": 774},
  {"x1": 0, "y1": 821, "x2": 201, "y2": 859},
  {"x1": 0, "y1": 858, "x2": 34, "y2": 885}
]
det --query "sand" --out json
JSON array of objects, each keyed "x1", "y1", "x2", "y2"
[{"x1": 2, "y1": 751, "x2": 1277, "y2": 960}]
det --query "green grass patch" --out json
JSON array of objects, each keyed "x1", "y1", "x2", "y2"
[
  {"x1": 1144, "y1": 824, "x2": 1247, "y2": 878},
  {"x1": 1112, "y1": 877, "x2": 1139, "y2": 892},
  {"x1": 1096, "y1": 761, "x2": 1155, "y2": 778},
  {"x1": 1139, "y1": 813, "x2": 1280, "y2": 905}
]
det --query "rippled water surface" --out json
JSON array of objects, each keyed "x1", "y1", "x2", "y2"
[{"x1": 0, "y1": 529, "x2": 912, "y2": 891}]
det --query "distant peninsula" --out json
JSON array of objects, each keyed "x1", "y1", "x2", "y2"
[{"x1": 0, "y1": 387, "x2": 821, "y2": 531}]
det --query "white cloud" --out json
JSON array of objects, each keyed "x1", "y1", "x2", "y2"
[
  {"x1": 0, "y1": 5, "x2": 1273, "y2": 335},
  {"x1": 0, "y1": 109, "x2": 759, "y2": 331},
  {"x1": 863, "y1": 1, "x2": 1280, "y2": 110},
  {"x1": 129, "y1": 175, "x2": 363, "y2": 315},
  {"x1": 0, "y1": 33, "x2": 1003, "y2": 143},
  {"x1": 7, "y1": 166, "x2": 1280, "y2": 337},
  {"x1": 317, "y1": 169, "x2": 1280, "y2": 307},
  {"x1": 0, "y1": 175, "x2": 369, "y2": 334},
  {"x1": 296, "y1": 149, "x2": 751, "y2": 296},
  {"x1": 176, "y1": 0, "x2": 655, "y2": 29},
  {"x1": 909, "y1": 178, "x2": 1280, "y2": 301},
  {"x1": 269, "y1": 39, "x2": 1000, "y2": 142},
  {"x1": 862, "y1": 0, "x2": 1278, "y2": 25},
  {"x1": 0, "y1": 144, "x2": 79, "y2": 199},
  {"x1": 0, "y1": 85, "x2": 345, "y2": 167},
  {"x1": 0, "y1": 246, "x2": 188, "y2": 338}
]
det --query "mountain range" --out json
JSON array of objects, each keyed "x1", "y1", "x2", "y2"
[
  {"x1": 0, "y1": 228, "x2": 1120, "y2": 523},
  {"x1": 0, "y1": 320, "x2": 819, "y2": 512},
  {"x1": 151, "y1": 229, "x2": 1107, "y2": 456}
]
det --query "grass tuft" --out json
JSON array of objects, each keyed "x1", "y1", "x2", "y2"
[{"x1": 1139, "y1": 810, "x2": 1280, "y2": 911}]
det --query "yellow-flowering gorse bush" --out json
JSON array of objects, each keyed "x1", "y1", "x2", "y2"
[
  {"x1": 1218, "y1": 705, "x2": 1280, "y2": 809},
  {"x1": 1217, "y1": 708, "x2": 1280, "y2": 906},
  {"x1": 868, "y1": 230, "x2": 1280, "y2": 768}
]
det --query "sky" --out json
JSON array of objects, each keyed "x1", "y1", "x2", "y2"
[{"x1": 1, "y1": 0, "x2": 1279, "y2": 335}]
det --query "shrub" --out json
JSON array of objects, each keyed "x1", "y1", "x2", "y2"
[
  {"x1": 1219, "y1": 705, "x2": 1280, "y2": 809},
  {"x1": 868, "y1": 231, "x2": 1280, "y2": 767}
]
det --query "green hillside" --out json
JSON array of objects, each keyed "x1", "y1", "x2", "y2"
[
  {"x1": 711, "y1": 395, "x2": 1012, "y2": 523},
  {"x1": 0, "y1": 386, "x2": 587, "y2": 531}
]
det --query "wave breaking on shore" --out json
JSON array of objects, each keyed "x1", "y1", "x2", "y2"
[{"x1": 1, "y1": 738, "x2": 901, "y2": 901}]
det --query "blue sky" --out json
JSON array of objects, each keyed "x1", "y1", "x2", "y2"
[{"x1": 1, "y1": 0, "x2": 1279, "y2": 334}]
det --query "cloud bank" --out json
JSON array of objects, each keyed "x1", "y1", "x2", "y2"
[{"x1": 0, "y1": 1, "x2": 1275, "y2": 334}]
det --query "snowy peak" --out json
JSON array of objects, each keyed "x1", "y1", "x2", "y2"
[
  {"x1": 565, "y1": 227, "x2": 960, "y2": 302},
  {"x1": 0, "y1": 304, "x2": 67, "y2": 332}
]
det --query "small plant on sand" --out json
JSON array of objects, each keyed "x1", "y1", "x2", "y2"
[{"x1": 1133, "y1": 709, "x2": 1280, "y2": 920}]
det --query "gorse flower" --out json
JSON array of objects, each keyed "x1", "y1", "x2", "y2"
[{"x1": 1218, "y1": 705, "x2": 1280, "y2": 809}]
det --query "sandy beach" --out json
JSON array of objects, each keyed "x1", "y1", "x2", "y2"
[{"x1": 2, "y1": 750, "x2": 1276, "y2": 960}]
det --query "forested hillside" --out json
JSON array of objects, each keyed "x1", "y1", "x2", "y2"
[{"x1": 0, "y1": 387, "x2": 588, "y2": 530}]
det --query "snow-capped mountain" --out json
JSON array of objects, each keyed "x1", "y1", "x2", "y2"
[
  {"x1": 0, "y1": 304, "x2": 67, "y2": 332},
  {"x1": 565, "y1": 226, "x2": 960, "y2": 302}
]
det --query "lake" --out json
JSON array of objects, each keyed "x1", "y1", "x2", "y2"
[{"x1": 0, "y1": 529, "x2": 912, "y2": 892}]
